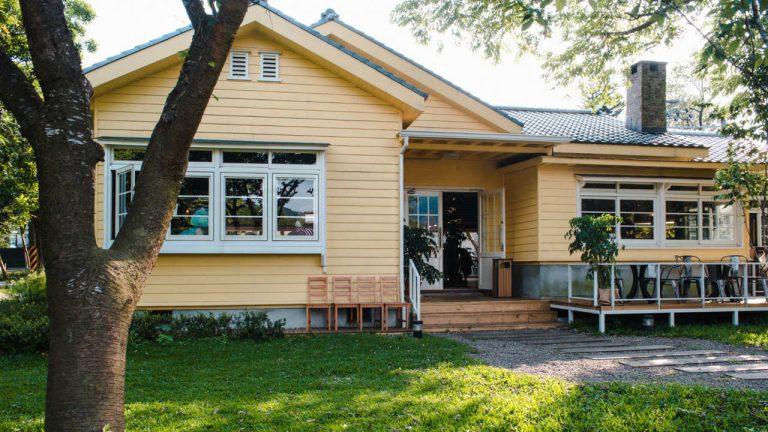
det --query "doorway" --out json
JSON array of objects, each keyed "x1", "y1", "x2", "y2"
[{"x1": 407, "y1": 189, "x2": 502, "y2": 290}]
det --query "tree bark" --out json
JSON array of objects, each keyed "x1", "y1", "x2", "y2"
[
  {"x1": 0, "y1": 1, "x2": 250, "y2": 430},
  {"x1": 0, "y1": 254, "x2": 8, "y2": 280}
]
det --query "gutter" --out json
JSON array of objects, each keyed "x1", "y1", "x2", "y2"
[
  {"x1": 399, "y1": 130, "x2": 571, "y2": 144},
  {"x1": 399, "y1": 135, "x2": 409, "y2": 309}
]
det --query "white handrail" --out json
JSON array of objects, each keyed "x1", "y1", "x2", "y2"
[
  {"x1": 408, "y1": 259, "x2": 421, "y2": 321},
  {"x1": 565, "y1": 261, "x2": 768, "y2": 305}
]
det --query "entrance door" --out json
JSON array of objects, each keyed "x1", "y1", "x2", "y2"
[
  {"x1": 407, "y1": 190, "x2": 442, "y2": 290},
  {"x1": 479, "y1": 190, "x2": 505, "y2": 290}
]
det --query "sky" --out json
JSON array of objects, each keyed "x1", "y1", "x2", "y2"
[{"x1": 81, "y1": 0, "x2": 705, "y2": 110}]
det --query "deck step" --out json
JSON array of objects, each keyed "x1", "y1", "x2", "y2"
[
  {"x1": 422, "y1": 300, "x2": 551, "y2": 314},
  {"x1": 423, "y1": 322, "x2": 562, "y2": 333},
  {"x1": 422, "y1": 311, "x2": 557, "y2": 326}
]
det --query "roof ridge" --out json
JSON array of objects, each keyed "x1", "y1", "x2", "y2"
[
  {"x1": 498, "y1": 106, "x2": 593, "y2": 114},
  {"x1": 311, "y1": 15, "x2": 524, "y2": 127}
]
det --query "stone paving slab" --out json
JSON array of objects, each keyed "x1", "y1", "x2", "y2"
[
  {"x1": 588, "y1": 350, "x2": 727, "y2": 360},
  {"x1": 549, "y1": 342, "x2": 631, "y2": 349},
  {"x1": 621, "y1": 355, "x2": 768, "y2": 368},
  {"x1": 726, "y1": 372, "x2": 768, "y2": 380},
  {"x1": 676, "y1": 363, "x2": 768, "y2": 373},
  {"x1": 562, "y1": 345, "x2": 675, "y2": 354},
  {"x1": 526, "y1": 338, "x2": 607, "y2": 345}
]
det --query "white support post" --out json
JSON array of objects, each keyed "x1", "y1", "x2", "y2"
[
  {"x1": 593, "y1": 269, "x2": 598, "y2": 307},
  {"x1": 610, "y1": 264, "x2": 615, "y2": 308},
  {"x1": 656, "y1": 264, "x2": 662, "y2": 308},
  {"x1": 733, "y1": 310, "x2": 740, "y2": 326},
  {"x1": 669, "y1": 312, "x2": 675, "y2": 328},
  {"x1": 598, "y1": 313, "x2": 606, "y2": 334},
  {"x1": 700, "y1": 263, "x2": 706, "y2": 306},
  {"x1": 743, "y1": 263, "x2": 749, "y2": 304},
  {"x1": 567, "y1": 265, "x2": 573, "y2": 303},
  {"x1": 568, "y1": 310, "x2": 574, "y2": 324}
]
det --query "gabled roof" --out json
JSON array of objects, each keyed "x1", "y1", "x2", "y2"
[
  {"x1": 85, "y1": 1, "x2": 427, "y2": 125},
  {"x1": 312, "y1": 10, "x2": 523, "y2": 134}
]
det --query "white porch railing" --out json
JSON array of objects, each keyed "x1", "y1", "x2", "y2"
[
  {"x1": 566, "y1": 261, "x2": 768, "y2": 309},
  {"x1": 408, "y1": 259, "x2": 421, "y2": 321}
]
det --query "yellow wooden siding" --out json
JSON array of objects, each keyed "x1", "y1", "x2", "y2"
[
  {"x1": 404, "y1": 159, "x2": 503, "y2": 190},
  {"x1": 536, "y1": 164, "x2": 750, "y2": 262},
  {"x1": 94, "y1": 31, "x2": 402, "y2": 308},
  {"x1": 407, "y1": 94, "x2": 500, "y2": 133},
  {"x1": 503, "y1": 167, "x2": 538, "y2": 262}
]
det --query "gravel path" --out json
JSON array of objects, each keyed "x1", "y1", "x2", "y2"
[{"x1": 442, "y1": 329, "x2": 768, "y2": 391}]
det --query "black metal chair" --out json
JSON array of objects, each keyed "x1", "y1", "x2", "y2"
[
  {"x1": 675, "y1": 255, "x2": 705, "y2": 299},
  {"x1": 641, "y1": 263, "x2": 683, "y2": 301}
]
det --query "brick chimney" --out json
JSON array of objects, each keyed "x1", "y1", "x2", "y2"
[{"x1": 626, "y1": 61, "x2": 667, "y2": 133}]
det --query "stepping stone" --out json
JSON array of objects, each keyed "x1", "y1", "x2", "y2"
[
  {"x1": 474, "y1": 334, "x2": 572, "y2": 341},
  {"x1": 562, "y1": 345, "x2": 674, "y2": 354},
  {"x1": 588, "y1": 350, "x2": 726, "y2": 360},
  {"x1": 528, "y1": 338, "x2": 605, "y2": 345},
  {"x1": 726, "y1": 372, "x2": 768, "y2": 380},
  {"x1": 621, "y1": 355, "x2": 768, "y2": 368},
  {"x1": 676, "y1": 363, "x2": 768, "y2": 373},
  {"x1": 551, "y1": 342, "x2": 630, "y2": 349}
]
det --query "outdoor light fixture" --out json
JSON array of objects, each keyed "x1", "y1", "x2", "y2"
[
  {"x1": 641, "y1": 314, "x2": 654, "y2": 330},
  {"x1": 412, "y1": 320, "x2": 423, "y2": 339}
]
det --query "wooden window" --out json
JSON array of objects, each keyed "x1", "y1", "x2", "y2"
[
  {"x1": 274, "y1": 176, "x2": 316, "y2": 239},
  {"x1": 223, "y1": 176, "x2": 265, "y2": 238},
  {"x1": 170, "y1": 176, "x2": 212, "y2": 238}
]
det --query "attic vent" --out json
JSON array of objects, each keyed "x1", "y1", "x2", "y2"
[
  {"x1": 228, "y1": 51, "x2": 249, "y2": 80},
  {"x1": 259, "y1": 52, "x2": 280, "y2": 81}
]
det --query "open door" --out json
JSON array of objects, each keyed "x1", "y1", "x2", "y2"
[
  {"x1": 406, "y1": 190, "x2": 443, "y2": 290},
  {"x1": 479, "y1": 189, "x2": 504, "y2": 290}
]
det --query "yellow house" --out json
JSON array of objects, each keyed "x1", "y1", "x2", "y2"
[{"x1": 86, "y1": 2, "x2": 762, "y2": 331}]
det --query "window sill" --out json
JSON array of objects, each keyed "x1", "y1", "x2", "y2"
[{"x1": 158, "y1": 241, "x2": 322, "y2": 255}]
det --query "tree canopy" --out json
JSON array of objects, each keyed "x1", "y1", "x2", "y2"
[{"x1": 392, "y1": 0, "x2": 768, "y2": 143}]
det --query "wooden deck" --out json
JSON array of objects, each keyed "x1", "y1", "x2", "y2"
[{"x1": 421, "y1": 293, "x2": 559, "y2": 332}]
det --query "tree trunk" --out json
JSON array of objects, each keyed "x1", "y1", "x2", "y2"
[
  {"x1": 0, "y1": 1, "x2": 250, "y2": 430},
  {"x1": 0, "y1": 254, "x2": 8, "y2": 280},
  {"x1": 45, "y1": 255, "x2": 142, "y2": 432},
  {"x1": 18, "y1": 225, "x2": 30, "y2": 270}
]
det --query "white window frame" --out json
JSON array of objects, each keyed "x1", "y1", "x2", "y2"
[
  {"x1": 220, "y1": 173, "x2": 267, "y2": 241},
  {"x1": 273, "y1": 174, "x2": 319, "y2": 241},
  {"x1": 113, "y1": 164, "x2": 134, "y2": 239},
  {"x1": 102, "y1": 144, "x2": 325, "y2": 254},
  {"x1": 577, "y1": 177, "x2": 741, "y2": 248},
  {"x1": 168, "y1": 172, "x2": 214, "y2": 241},
  {"x1": 228, "y1": 50, "x2": 250, "y2": 80},
  {"x1": 258, "y1": 51, "x2": 280, "y2": 82}
]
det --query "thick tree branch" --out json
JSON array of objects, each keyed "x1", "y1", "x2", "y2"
[
  {"x1": 0, "y1": 49, "x2": 43, "y2": 146},
  {"x1": 111, "y1": 0, "x2": 249, "y2": 268},
  {"x1": 18, "y1": 0, "x2": 87, "y2": 104},
  {"x1": 183, "y1": 0, "x2": 209, "y2": 30}
]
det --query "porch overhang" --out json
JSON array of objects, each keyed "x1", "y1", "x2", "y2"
[{"x1": 399, "y1": 130, "x2": 570, "y2": 161}]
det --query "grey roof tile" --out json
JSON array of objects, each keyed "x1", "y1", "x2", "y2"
[{"x1": 498, "y1": 107, "x2": 765, "y2": 163}]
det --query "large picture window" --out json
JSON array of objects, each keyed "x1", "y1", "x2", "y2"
[
  {"x1": 106, "y1": 146, "x2": 323, "y2": 253},
  {"x1": 579, "y1": 180, "x2": 739, "y2": 247}
]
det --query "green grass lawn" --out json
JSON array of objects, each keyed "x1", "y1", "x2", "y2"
[
  {"x1": 571, "y1": 317, "x2": 768, "y2": 349},
  {"x1": 2, "y1": 334, "x2": 768, "y2": 431}
]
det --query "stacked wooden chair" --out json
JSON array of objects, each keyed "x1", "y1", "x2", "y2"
[
  {"x1": 305, "y1": 276, "x2": 331, "y2": 331},
  {"x1": 305, "y1": 275, "x2": 410, "y2": 332},
  {"x1": 381, "y1": 275, "x2": 410, "y2": 331}
]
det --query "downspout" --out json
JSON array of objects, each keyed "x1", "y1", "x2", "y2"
[{"x1": 399, "y1": 135, "x2": 410, "y2": 307}]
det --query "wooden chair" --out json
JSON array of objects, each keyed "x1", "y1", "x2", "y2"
[
  {"x1": 381, "y1": 275, "x2": 410, "y2": 332},
  {"x1": 357, "y1": 276, "x2": 383, "y2": 331},
  {"x1": 332, "y1": 276, "x2": 358, "y2": 331},
  {"x1": 306, "y1": 276, "x2": 331, "y2": 332}
]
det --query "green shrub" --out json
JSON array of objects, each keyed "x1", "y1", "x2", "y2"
[
  {"x1": 0, "y1": 275, "x2": 48, "y2": 354},
  {"x1": 232, "y1": 311, "x2": 285, "y2": 341},
  {"x1": 7, "y1": 272, "x2": 46, "y2": 303},
  {"x1": 129, "y1": 310, "x2": 285, "y2": 344}
]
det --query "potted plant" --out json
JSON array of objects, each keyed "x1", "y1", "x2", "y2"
[{"x1": 565, "y1": 214, "x2": 623, "y2": 304}]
